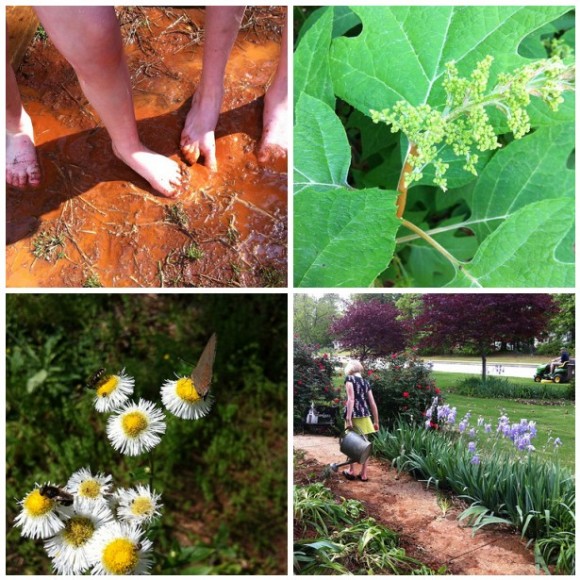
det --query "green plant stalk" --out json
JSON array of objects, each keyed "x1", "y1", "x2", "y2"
[{"x1": 400, "y1": 218, "x2": 481, "y2": 287}]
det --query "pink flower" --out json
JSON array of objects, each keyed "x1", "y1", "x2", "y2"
[{"x1": 402, "y1": 392, "x2": 409, "y2": 398}]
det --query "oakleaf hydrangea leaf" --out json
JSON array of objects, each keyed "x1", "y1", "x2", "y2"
[
  {"x1": 469, "y1": 125, "x2": 574, "y2": 239},
  {"x1": 294, "y1": 93, "x2": 350, "y2": 195},
  {"x1": 295, "y1": 187, "x2": 400, "y2": 287},
  {"x1": 294, "y1": 7, "x2": 335, "y2": 110},
  {"x1": 330, "y1": 6, "x2": 570, "y2": 114},
  {"x1": 449, "y1": 198, "x2": 574, "y2": 287}
]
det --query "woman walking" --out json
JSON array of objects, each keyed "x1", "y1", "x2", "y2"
[{"x1": 343, "y1": 360, "x2": 379, "y2": 482}]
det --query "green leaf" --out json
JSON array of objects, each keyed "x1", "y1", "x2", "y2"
[
  {"x1": 469, "y1": 125, "x2": 574, "y2": 239},
  {"x1": 294, "y1": 93, "x2": 350, "y2": 195},
  {"x1": 26, "y1": 369, "x2": 48, "y2": 393},
  {"x1": 449, "y1": 198, "x2": 574, "y2": 287},
  {"x1": 294, "y1": 187, "x2": 400, "y2": 287},
  {"x1": 330, "y1": 6, "x2": 570, "y2": 114},
  {"x1": 294, "y1": 7, "x2": 335, "y2": 110}
]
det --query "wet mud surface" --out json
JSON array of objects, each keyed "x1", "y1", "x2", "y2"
[
  {"x1": 7, "y1": 7, "x2": 287, "y2": 287},
  {"x1": 295, "y1": 435, "x2": 544, "y2": 576}
]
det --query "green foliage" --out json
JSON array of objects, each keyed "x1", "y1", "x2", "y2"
[
  {"x1": 453, "y1": 376, "x2": 574, "y2": 400},
  {"x1": 6, "y1": 294, "x2": 287, "y2": 575},
  {"x1": 294, "y1": 6, "x2": 575, "y2": 288},
  {"x1": 373, "y1": 422, "x2": 575, "y2": 573},
  {"x1": 294, "y1": 483, "x2": 444, "y2": 575},
  {"x1": 293, "y1": 339, "x2": 339, "y2": 430},
  {"x1": 370, "y1": 351, "x2": 439, "y2": 428}
]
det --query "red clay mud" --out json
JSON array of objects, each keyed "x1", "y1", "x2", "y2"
[
  {"x1": 295, "y1": 434, "x2": 544, "y2": 576},
  {"x1": 7, "y1": 7, "x2": 287, "y2": 287}
]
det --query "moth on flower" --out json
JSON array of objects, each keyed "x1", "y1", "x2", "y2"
[{"x1": 161, "y1": 333, "x2": 216, "y2": 420}]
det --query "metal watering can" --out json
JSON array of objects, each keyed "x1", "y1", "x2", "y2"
[{"x1": 330, "y1": 428, "x2": 372, "y2": 472}]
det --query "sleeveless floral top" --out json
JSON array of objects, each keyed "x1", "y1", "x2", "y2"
[{"x1": 345, "y1": 374, "x2": 372, "y2": 418}]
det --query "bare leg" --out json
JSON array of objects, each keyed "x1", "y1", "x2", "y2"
[
  {"x1": 180, "y1": 6, "x2": 245, "y2": 170},
  {"x1": 360, "y1": 459, "x2": 369, "y2": 481},
  {"x1": 34, "y1": 7, "x2": 183, "y2": 197},
  {"x1": 6, "y1": 63, "x2": 41, "y2": 188},
  {"x1": 257, "y1": 14, "x2": 288, "y2": 164}
]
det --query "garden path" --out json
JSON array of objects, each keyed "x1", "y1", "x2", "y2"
[{"x1": 295, "y1": 434, "x2": 543, "y2": 576}]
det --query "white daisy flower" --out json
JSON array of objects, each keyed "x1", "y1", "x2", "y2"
[
  {"x1": 93, "y1": 370, "x2": 135, "y2": 413},
  {"x1": 115, "y1": 485, "x2": 163, "y2": 525},
  {"x1": 106, "y1": 399, "x2": 166, "y2": 456},
  {"x1": 14, "y1": 483, "x2": 70, "y2": 539},
  {"x1": 44, "y1": 497, "x2": 114, "y2": 575},
  {"x1": 89, "y1": 521, "x2": 153, "y2": 575},
  {"x1": 66, "y1": 467, "x2": 113, "y2": 503},
  {"x1": 161, "y1": 376, "x2": 214, "y2": 420}
]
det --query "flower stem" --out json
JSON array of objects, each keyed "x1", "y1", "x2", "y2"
[
  {"x1": 396, "y1": 143, "x2": 417, "y2": 218},
  {"x1": 148, "y1": 451, "x2": 155, "y2": 491}
]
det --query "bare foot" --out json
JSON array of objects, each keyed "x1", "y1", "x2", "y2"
[
  {"x1": 113, "y1": 144, "x2": 185, "y2": 198},
  {"x1": 6, "y1": 110, "x2": 41, "y2": 189},
  {"x1": 257, "y1": 85, "x2": 288, "y2": 165},
  {"x1": 180, "y1": 88, "x2": 223, "y2": 171}
]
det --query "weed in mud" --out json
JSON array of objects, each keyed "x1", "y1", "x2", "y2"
[
  {"x1": 227, "y1": 215, "x2": 239, "y2": 246},
  {"x1": 182, "y1": 242, "x2": 204, "y2": 261},
  {"x1": 164, "y1": 203, "x2": 190, "y2": 232},
  {"x1": 31, "y1": 231, "x2": 65, "y2": 262},
  {"x1": 83, "y1": 272, "x2": 103, "y2": 288},
  {"x1": 34, "y1": 25, "x2": 48, "y2": 42},
  {"x1": 259, "y1": 265, "x2": 283, "y2": 287}
]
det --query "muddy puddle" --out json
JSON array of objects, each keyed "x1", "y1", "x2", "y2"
[{"x1": 6, "y1": 7, "x2": 287, "y2": 288}]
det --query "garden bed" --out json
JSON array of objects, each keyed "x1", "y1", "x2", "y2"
[{"x1": 295, "y1": 435, "x2": 544, "y2": 575}]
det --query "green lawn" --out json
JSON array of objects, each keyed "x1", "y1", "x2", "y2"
[{"x1": 433, "y1": 372, "x2": 575, "y2": 469}]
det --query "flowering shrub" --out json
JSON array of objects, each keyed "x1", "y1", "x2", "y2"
[
  {"x1": 293, "y1": 339, "x2": 338, "y2": 429},
  {"x1": 369, "y1": 351, "x2": 440, "y2": 428}
]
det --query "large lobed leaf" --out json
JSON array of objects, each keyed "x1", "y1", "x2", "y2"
[
  {"x1": 330, "y1": 6, "x2": 570, "y2": 114},
  {"x1": 449, "y1": 198, "x2": 574, "y2": 287},
  {"x1": 294, "y1": 186, "x2": 400, "y2": 288}
]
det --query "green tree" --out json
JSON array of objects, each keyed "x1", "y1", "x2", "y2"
[
  {"x1": 549, "y1": 294, "x2": 575, "y2": 346},
  {"x1": 294, "y1": 293, "x2": 341, "y2": 347}
]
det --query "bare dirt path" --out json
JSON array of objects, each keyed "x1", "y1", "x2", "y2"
[{"x1": 295, "y1": 434, "x2": 542, "y2": 576}]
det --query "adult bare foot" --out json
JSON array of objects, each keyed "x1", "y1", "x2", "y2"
[
  {"x1": 6, "y1": 109, "x2": 41, "y2": 189},
  {"x1": 180, "y1": 88, "x2": 223, "y2": 171},
  {"x1": 257, "y1": 85, "x2": 288, "y2": 165},
  {"x1": 113, "y1": 144, "x2": 185, "y2": 198}
]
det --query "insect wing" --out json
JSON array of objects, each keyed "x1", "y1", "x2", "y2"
[{"x1": 191, "y1": 333, "x2": 216, "y2": 397}]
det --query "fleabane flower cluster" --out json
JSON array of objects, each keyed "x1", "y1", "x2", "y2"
[
  {"x1": 14, "y1": 468, "x2": 162, "y2": 575},
  {"x1": 370, "y1": 54, "x2": 575, "y2": 191}
]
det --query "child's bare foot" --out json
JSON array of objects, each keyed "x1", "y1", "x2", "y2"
[
  {"x1": 113, "y1": 144, "x2": 185, "y2": 198},
  {"x1": 257, "y1": 85, "x2": 288, "y2": 165},
  {"x1": 6, "y1": 110, "x2": 41, "y2": 189},
  {"x1": 180, "y1": 89, "x2": 223, "y2": 171}
]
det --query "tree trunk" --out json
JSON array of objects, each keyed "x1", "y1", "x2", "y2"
[{"x1": 481, "y1": 350, "x2": 487, "y2": 381}]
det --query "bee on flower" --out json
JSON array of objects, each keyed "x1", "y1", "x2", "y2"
[
  {"x1": 14, "y1": 483, "x2": 71, "y2": 539},
  {"x1": 91, "y1": 369, "x2": 135, "y2": 413}
]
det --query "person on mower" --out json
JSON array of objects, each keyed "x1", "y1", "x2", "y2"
[{"x1": 549, "y1": 347, "x2": 570, "y2": 374}]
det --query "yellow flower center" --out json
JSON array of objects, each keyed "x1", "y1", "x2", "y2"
[
  {"x1": 97, "y1": 376, "x2": 119, "y2": 398},
  {"x1": 121, "y1": 411, "x2": 149, "y2": 438},
  {"x1": 79, "y1": 480, "x2": 102, "y2": 499},
  {"x1": 62, "y1": 516, "x2": 95, "y2": 547},
  {"x1": 102, "y1": 538, "x2": 139, "y2": 575},
  {"x1": 176, "y1": 377, "x2": 201, "y2": 402},
  {"x1": 24, "y1": 489, "x2": 54, "y2": 516},
  {"x1": 131, "y1": 497, "x2": 154, "y2": 517}
]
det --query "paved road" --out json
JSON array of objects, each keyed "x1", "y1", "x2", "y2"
[{"x1": 430, "y1": 360, "x2": 538, "y2": 379}]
